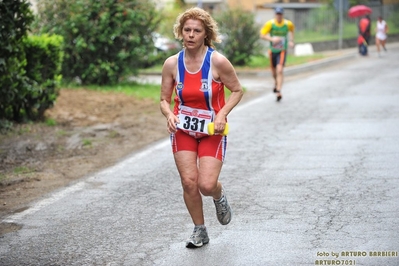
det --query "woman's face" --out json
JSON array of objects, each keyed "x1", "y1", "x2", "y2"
[{"x1": 182, "y1": 19, "x2": 206, "y2": 49}]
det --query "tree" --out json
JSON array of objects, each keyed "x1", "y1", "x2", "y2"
[
  {"x1": 174, "y1": 0, "x2": 186, "y2": 9},
  {"x1": 33, "y1": 0, "x2": 160, "y2": 85},
  {"x1": 0, "y1": 0, "x2": 34, "y2": 122},
  {"x1": 215, "y1": 8, "x2": 261, "y2": 66}
]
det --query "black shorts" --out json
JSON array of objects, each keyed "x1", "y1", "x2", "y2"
[{"x1": 269, "y1": 50, "x2": 287, "y2": 68}]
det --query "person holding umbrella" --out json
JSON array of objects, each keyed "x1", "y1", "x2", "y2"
[
  {"x1": 348, "y1": 5, "x2": 372, "y2": 56},
  {"x1": 358, "y1": 14, "x2": 371, "y2": 56}
]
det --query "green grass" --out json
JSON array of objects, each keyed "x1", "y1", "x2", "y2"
[
  {"x1": 296, "y1": 20, "x2": 399, "y2": 43},
  {"x1": 17, "y1": 125, "x2": 32, "y2": 135},
  {"x1": 56, "y1": 130, "x2": 68, "y2": 137},
  {"x1": 139, "y1": 65, "x2": 163, "y2": 74},
  {"x1": 64, "y1": 82, "x2": 160, "y2": 102},
  {"x1": 65, "y1": 80, "x2": 236, "y2": 104},
  {"x1": 295, "y1": 24, "x2": 359, "y2": 43},
  {"x1": 57, "y1": 145, "x2": 65, "y2": 152},
  {"x1": 142, "y1": 53, "x2": 325, "y2": 74},
  {"x1": 63, "y1": 51, "x2": 325, "y2": 102},
  {"x1": 82, "y1": 139, "x2": 92, "y2": 147},
  {"x1": 286, "y1": 54, "x2": 325, "y2": 66},
  {"x1": 235, "y1": 54, "x2": 325, "y2": 71},
  {"x1": 13, "y1": 166, "x2": 34, "y2": 175},
  {"x1": 0, "y1": 173, "x2": 6, "y2": 183},
  {"x1": 45, "y1": 118, "x2": 57, "y2": 126},
  {"x1": 246, "y1": 55, "x2": 269, "y2": 68},
  {"x1": 64, "y1": 52, "x2": 326, "y2": 101},
  {"x1": 107, "y1": 130, "x2": 120, "y2": 138}
]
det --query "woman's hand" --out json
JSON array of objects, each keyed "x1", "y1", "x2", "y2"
[
  {"x1": 166, "y1": 114, "x2": 179, "y2": 134},
  {"x1": 213, "y1": 115, "x2": 227, "y2": 135}
]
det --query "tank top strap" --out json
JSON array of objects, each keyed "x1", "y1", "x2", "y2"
[
  {"x1": 176, "y1": 47, "x2": 214, "y2": 84},
  {"x1": 201, "y1": 47, "x2": 214, "y2": 111},
  {"x1": 177, "y1": 50, "x2": 185, "y2": 84},
  {"x1": 201, "y1": 47, "x2": 214, "y2": 80}
]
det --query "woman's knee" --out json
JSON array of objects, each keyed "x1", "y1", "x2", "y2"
[
  {"x1": 198, "y1": 181, "x2": 218, "y2": 196},
  {"x1": 181, "y1": 176, "x2": 198, "y2": 193}
]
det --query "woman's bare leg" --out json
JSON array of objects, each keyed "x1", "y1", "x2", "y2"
[{"x1": 174, "y1": 151, "x2": 204, "y2": 225}]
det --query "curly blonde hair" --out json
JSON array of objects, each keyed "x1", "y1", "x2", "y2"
[{"x1": 173, "y1": 7, "x2": 222, "y2": 49}]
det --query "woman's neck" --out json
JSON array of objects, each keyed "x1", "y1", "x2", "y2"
[{"x1": 185, "y1": 45, "x2": 207, "y2": 61}]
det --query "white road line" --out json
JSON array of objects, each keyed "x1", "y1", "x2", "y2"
[
  {"x1": 2, "y1": 139, "x2": 170, "y2": 224},
  {"x1": 3, "y1": 181, "x2": 86, "y2": 223}
]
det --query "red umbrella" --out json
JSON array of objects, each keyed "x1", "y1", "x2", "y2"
[{"x1": 348, "y1": 5, "x2": 372, "y2": 18}]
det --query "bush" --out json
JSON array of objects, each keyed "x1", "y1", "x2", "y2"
[
  {"x1": 215, "y1": 8, "x2": 262, "y2": 66},
  {"x1": 33, "y1": 0, "x2": 160, "y2": 85},
  {"x1": 0, "y1": 1, "x2": 63, "y2": 126},
  {"x1": 0, "y1": 0, "x2": 34, "y2": 122},
  {"x1": 0, "y1": 34, "x2": 64, "y2": 123},
  {"x1": 23, "y1": 34, "x2": 64, "y2": 119}
]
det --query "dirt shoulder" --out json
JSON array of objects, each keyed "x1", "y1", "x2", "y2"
[
  {"x1": 0, "y1": 87, "x2": 258, "y2": 234},
  {"x1": 0, "y1": 89, "x2": 167, "y2": 222}
]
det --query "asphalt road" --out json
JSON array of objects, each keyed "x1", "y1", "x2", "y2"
[{"x1": 1, "y1": 46, "x2": 399, "y2": 266}]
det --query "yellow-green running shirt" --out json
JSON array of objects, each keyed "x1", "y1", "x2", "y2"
[{"x1": 260, "y1": 19, "x2": 295, "y2": 53}]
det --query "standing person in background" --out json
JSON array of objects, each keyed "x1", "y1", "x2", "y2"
[
  {"x1": 357, "y1": 34, "x2": 368, "y2": 56},
  {"x1": 260, "y1": 7, "x2": 295, "y2": 102},
  {"x1": 358, "y1": 14, "x2": 371, "y2": 56},
  {"x1": 160, "y1": 7, "x2": 243, "y2": 248},
  {"x1": 375, "y1": 16, "x2": 389, "y2": 57}
]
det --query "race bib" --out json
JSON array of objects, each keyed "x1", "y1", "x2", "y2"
[
  {"x1": 272, "y1": 38, "x2": 286, "y2": 49},
  {"x1": 177, "y1": 106, "x2": 213, "y2": 135}
]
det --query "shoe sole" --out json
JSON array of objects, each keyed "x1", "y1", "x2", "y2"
[
  {"x1": 220, "y1": 210, "x2": 232, "y2": 225},
  {"x1": 216, "y1": 202, "x2": 232, "y2": 225},
  {"x1": 185, "y1": 239, "x2": 209, "y2": 248}
]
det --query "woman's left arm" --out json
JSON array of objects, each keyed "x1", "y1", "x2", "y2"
[{"x1": 212, "y1": 52, "x2": 244, "y2": 133}]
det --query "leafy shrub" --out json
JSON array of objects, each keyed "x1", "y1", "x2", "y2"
[
  {"x1": 0, "y1": 1, "x2": 62, "y2": 126},
  {"x1": 0, "y1": 0, "x2": 34, "y2": 122},
  {"x1": 23, "y1": 34, "x2": 64, "y2": 120},
  {"x1": 215, "y1": 8, "x2": 262, "y2": 66},
  {"x1": 33, "y1": 0, "x2": 160, "y2": 85},
  {"x1": 0, "y1": 0, "x2": 33, "y2": 124}
]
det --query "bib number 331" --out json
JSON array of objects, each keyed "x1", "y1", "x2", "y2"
[{"x1": 177, "y1": 106, "x2": 213, "y2": 135}]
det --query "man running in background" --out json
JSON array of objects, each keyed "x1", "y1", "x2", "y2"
[{"x1": 260, "y1": 7, "x2": 295, "y2": 102}]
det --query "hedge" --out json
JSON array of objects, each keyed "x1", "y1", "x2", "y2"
[
  {"x1": 23, "y1": 34, "x2": 64, "y2": 120},
  {"x1": 0, "y1": 34, "x2": 64, "y2": 124}
]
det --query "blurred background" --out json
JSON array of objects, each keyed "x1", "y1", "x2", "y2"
[{"x1": 1, "y1": 0, "x2": 398, "y2": 127}]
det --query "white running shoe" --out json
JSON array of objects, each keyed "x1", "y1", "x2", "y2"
[
  {"x1": 185, "y1": 226, "x2": 209, "y2": 248},
  {"x1": 213, "y1": 187, "x2": 232, "y2": 225}
]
